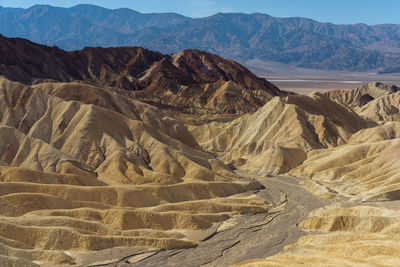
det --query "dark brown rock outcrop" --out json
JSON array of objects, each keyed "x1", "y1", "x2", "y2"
[{"x1": 0, "y1": 34, "x2": 286, "y2": 113}]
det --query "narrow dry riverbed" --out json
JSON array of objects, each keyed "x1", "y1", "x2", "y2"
[{"x1": 93, "y1": 174, "x2": 330, "y2": 267}]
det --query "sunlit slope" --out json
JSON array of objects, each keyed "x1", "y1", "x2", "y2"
[
  {"x1": 324, "y1": 82, "x2": 399, "y2": 108},
  {"x1": 189, "y1": 92, "x2": 369, "y2": 175},
  {"x1": 359, "y1": 91, "x2": 400, "y2": 122},
  {"x1": 236, "y1": 205, "x2": 400, "y2": 267},
  {"x1": 0, "y1": 78, "x2": 269, "y2": 266},
  {"x1": 290, "y1": 131, "x2": 400, "y2": 200},
  {"x1": 288, "y1": 88, "x2": 400, "y2": 200}
]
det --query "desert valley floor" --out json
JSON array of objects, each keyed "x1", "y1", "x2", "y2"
[{"x1": 1, "y1": 35, "x2": 400, "y2": 267}]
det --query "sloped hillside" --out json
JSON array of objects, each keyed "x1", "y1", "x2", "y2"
[
  {"x1": 0, "y1": 78, "x2": 270, "y2": 266},
  {"x1": 324, "y1": 82, "x2": 400, "y2": 108},
  {"x1": 290, "y1": 136, "x2": 400, "y2": 200},
  {"x1": 236, "y1": 205, "x2": 400, "y2": 267},
  {"x1": 359, "y1": 91, "x2": 400, "y2": 122},
  {"x1": 284, "y1": 84, "x2": 400, "y2": 201},
  {"x1": 189, "y1": 92, "x2": 369, "y2": 175},
  {"x1": 233, "y1": 83, "x2": 400, "y2": 266}
]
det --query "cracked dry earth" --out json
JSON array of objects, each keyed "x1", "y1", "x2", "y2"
[{"x1": 85, "y1": 174, "x2": 330, "y2": 267}]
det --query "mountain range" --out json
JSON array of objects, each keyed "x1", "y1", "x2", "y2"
[{"x1": 2, "y1": 4, "x2": 400, "y2": 72}]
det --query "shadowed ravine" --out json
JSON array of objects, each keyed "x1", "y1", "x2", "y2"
[{"x1": 92, "y1": 174, "x2": 330, "y2": 267}]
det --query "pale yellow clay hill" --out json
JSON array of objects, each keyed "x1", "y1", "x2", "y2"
[
  {"x1": 189, "y1": 92, "x2": 368, "y2": 176},
  {"x1": 2, "y1": 76, "x2": 400, "y2": 266},
  {"x1": 324, "y1": 81, "x2": 399, "y2": 108},
  {"x1": 235, "y1": 205, "x2": 400, "y2": 267},
  {"x1": 0, "y1": 78, "x2": 269, "y2": 266}
]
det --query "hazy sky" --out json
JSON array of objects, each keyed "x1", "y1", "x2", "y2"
[{"x1": 1, "y1": 0, "x2": 399, "y2": 25}]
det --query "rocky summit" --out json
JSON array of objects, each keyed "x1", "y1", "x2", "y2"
[{"x1": 0, "y1": 34, "x2": 284, "y2": 114}]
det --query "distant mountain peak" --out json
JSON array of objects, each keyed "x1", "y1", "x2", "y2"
[{"x1": 1, "y1": 4, "x2": 400, "y2": 72}]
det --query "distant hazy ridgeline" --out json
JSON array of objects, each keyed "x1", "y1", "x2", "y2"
[{"x1": 1, "y1": 4, "x2": 400, "y2": 72}]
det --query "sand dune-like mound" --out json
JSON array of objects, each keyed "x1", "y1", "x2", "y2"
[
  {"x1": 359, "y1": 90, "x2": 400, "y2": 122},
  {"x1": 324, "y1": 82, "x2": 400, "y2": 108},
  {"x1": 232, "y1": 82, "x2": 400, "y2": 266},
  {"x1": 349, "y1": 121, "x2": 400, "y2": 144},
  {"x1": 289, "y1": 136, "x2": 400, "y2": 200},
  {"x1": 236, "y1": 205, "x2": 400, "y2": 267},
  {"x1": 0, "y1": 125, "x2": 93, "y2": 176},
  {"x1": 189, "y1": 92, "x2": 369, "y2": 175},
  {"x1": 1, "y1": 78, "x2": 200, "y2": 149},
  {"x1": 0, "y1": 78, "x2": 239, "y2": 184},
  {"x1": 0, "y1": 179, "x2": 266, "y2": 265},
  {"x1": 0, "y1": 77, "x2": 270, "y2": 266},
  {"x1": 258, "y1": 88, "x2": 400, "y2": 201}
]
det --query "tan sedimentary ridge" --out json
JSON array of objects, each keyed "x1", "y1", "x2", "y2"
[
  {"x1": 359, "y1": 90, "x2": 400, "y2": 122},
  {"x1": 289, "y1": 137, "x2": 400, "y2": 200},
  {"x1": 324, "y1": 82, "x2": 399, "y2": 108},
  {"x1": 236, "y1": 205, "x2": 400, "y2": 267},
  {"x1": 287, "y1": 98, "x2": 400, "y2": 200},
  {"x1": 0, "y1": 78, "x2": 239, "y2": 184},
  {"x1": 281, "y1": 84, "x2": 400, "y2": 201},
  {"x1": 234, "y1": 83, "x2": 400, "y2": 266},
  {"x1": 0, "y1": 77, "x2": 269, "y2": 266},
  {"x1": 187, "y1": 83, "x2": 400, "y2": 203},
  {"x1": 189, "y1": 92, "x2": 369, "y2": 176}
]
